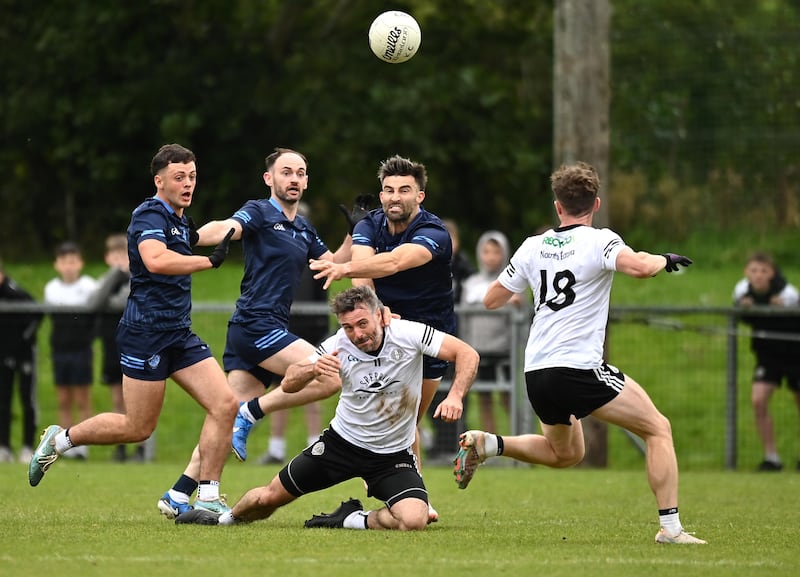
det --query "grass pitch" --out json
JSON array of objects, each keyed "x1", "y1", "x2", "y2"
[{"x1": 2, "y1": 461, "x2": 799, "y2": 577}]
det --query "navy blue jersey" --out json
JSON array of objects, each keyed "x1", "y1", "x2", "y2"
[
  {"x1": 352, "y1": 207, "x2": 455, "y2": 333},
  {"x1": 230, "y1": 198, "x2": 329, "y2": 325},
  {"x1": 120, "y1": 197, "x2": 193, "y2": 331}
]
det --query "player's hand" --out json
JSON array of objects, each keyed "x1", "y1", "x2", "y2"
[
  {"x1": 186, "y1": 216, "x2": 200, "y2": 247},
  {"x1": 309, "y1": 259, "x2": 344, "y2": 290},
  {"x1": 208, "y1": 228, "x2": 235, "y2": 268},
  {"x1": 338, "y1": 194, "x2": 374, "y2": 234},
  {"x1": 433, "y1": 395, "x2": 464, "y2": 423},
  {"x1": 663, "y1": 253, "x2": 692, "y2": 273}
]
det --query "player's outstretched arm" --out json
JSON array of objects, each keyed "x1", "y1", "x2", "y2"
[
  {"x1": 195, "y1": 218, "x2": 242, "y2": 246},
  {"x1": 616, "y1": 248, "x2": 692, "y2": 278}
]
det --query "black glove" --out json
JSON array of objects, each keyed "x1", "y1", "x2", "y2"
[
  {"x1": 186, "y1": 216, "x2": 199, "y2": 247},
  {"x1": 208, "y1": 229, "x2": 235, "y2": 268},
  {"x1": 663, "y1": 253, "x2": 693, "y2": 272},
  {"x1": 338, "y1": 194, "x2": 375, "y2": 234}
]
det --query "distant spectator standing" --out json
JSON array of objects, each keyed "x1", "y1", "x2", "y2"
[
  {"x1": 460, "y1": 231, "x2": 526, "y2": 433},
  {"x1": 44, "y1": 242, "x2": 97, "y2": 460},
  {"x1": 733, "y1": 251, "x2": 800, "y2": 472},
  {"x1": 0, "y1": 259, "x2": 42, "y2": 463}
]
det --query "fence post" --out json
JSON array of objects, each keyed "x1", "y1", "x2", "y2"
[{"x1": 725, "y1": 313, "x2": 738, "y2": 470}]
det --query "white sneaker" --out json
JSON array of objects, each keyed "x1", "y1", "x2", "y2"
[
  {"x1": 18, "y1": 446, "x2": 34, "y2": 464},
  {"x1": 655, "y1": 528, "x2": 707, "y2": 544},
  {"x1": 452, "y1": 430, "x2": 488, "y2": 489},
  {"x1": 0, "y1": 446, "x2": 13, "y2": 463}
]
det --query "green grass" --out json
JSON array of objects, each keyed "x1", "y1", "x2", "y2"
[{"x1": 2, "y1": 463, "x2": 799, "y2": 577}]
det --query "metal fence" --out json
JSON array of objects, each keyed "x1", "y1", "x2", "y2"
[{"x1": 2, "y1": 302, "x2": 798, "y2": 470}]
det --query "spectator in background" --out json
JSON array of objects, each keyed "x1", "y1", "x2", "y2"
[
  {"x1": 44, "y1": 242, "x2": 97, "y2": 460},
  {"x1": 88, "y1": 233, "x2": 154, "y2": 463},
  {"x1": 258, "y1": 203, "x2": 326, "y2": 465},
  {"x1": 0, "y1": 258, "x2": 42, "y2": 463},
  {"x1": 424, "y1": 219, "x2": 475, "y2": 461},
  {"x1": 460, "y1": 231, "x2": 526, "y2": 433},
  {"x1": 733, "y1": 251, "x2": 800, "y2": 472}
]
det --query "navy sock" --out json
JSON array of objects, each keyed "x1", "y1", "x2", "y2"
[
  {"x1": 247, "y1": 398, "x2": 265, "y2": 420},
  {"x1": 173, "y1": 474, "x2": 198, "y2": 496}
]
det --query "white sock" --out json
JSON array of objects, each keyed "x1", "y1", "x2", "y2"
[
  {"x1": 343, "y1": 510, "x2": 369, "y2": 529},
  {"x1": 54, "y1": 430, "x2": 73, "y2": 454},
  {"x1": 167, "y1": 489, "x2": 190, "y2": 504},
  {"x1": 197, "y1": 480, "x2": 220, "y2": 501},
  {"x1": 218, "y1": 511, "x2": 236, "y2": 525},
  {"x1": 482, "y1": 433, "x2": 499, "y2": 459},
  {"x1": 239, "y1": 403, "x2": 257, "y2": 424},
  {"x1": 659, "y1": 510, "x2": 682, "y2": 536},
  {"x1": 268, "y1": 437, "x2": 286, "y2": 460}
]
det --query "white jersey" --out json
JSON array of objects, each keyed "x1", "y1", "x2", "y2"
[
  {"x1": 498, "y1": 224, "x2": 628, "y2": 371},
  {"x1": 732, "y1": 278, "x2": 799, "y2": 306},
  {"x1": 44, "y1": 275, "x2": 97, "y2": 306},
  {"x1": 316, "y1": 318, "x2": 445, "y2": 454}
]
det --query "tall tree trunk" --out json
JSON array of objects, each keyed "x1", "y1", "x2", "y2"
[{"x1": 553, "y1": 0, "x2": 611, "y2": 467}]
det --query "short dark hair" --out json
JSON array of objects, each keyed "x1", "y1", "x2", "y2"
[
  {"x1": 377, "y1": 155, "x2": 427, "y2": 191},
  {"x1": 151, "y1": 144, "x2": 196, "y2": 176},
  {"x1": 265, "y1": 147, "x2": 308, "y2": 172},
  {"x1": 550, "y1": 162, "x2": 600, "y2": 217},
  {"x1": 55, "y1": 241, "x2": 82, "y2": 258},
  {"x1": 331, "y1": 285, "x2": 383, "y2": 316}
]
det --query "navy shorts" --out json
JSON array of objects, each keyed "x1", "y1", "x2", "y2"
[
  {"x1": 278, "y1": 427, "x2": 428, "y2": 508},
  {"x1": 116, "y1": 325, "x2": 213, "y2": 381},
  {"x1": 223, "y1": 320, "x2": 301, "y2": 386},
  {"x1": 525, "y1": 364, "x2": 625, "y2": 425},
  {"x1": 52, "y1": 348, "x2": 93, "y2": 386},
  {"x1": 423, "y1": 355, "x2": 448, "y2": 380}
]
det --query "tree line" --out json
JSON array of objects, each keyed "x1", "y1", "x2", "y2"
[{"x1": 1, "y1": 0, "x2": 797, "y2": 261}]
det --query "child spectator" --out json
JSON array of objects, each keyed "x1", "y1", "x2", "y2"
[
  {"x1": 460, "y1": 231, "x2": 525, "y2": 433},
  {"x1": 44, "y1": 241, "x2": 97, "y2": 459}
]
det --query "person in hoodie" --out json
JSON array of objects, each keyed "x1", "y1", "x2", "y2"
[
  {"x1": 733, "y1": 251, "x2": 800, "y2": 471},
  {"x1": 460, "y1": 231, "x2": 526, "y2": 433}
]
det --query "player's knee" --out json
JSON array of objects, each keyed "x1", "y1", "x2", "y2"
[
  {"x1": 553, "y1": 445, "x2": 584, "y2": 468},
  {"x1": 397, "y1": 513, "x2": 428, "y2": 531}
]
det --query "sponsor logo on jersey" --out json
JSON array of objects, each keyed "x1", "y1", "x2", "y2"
[
  {"x1": 273, "y1": 223, "x2": 286, "y2": 231},
  {"x1": 543, "y1": 234, "x2": 573, "y2": 248},
  {"x1": 170, "y1": 227, "x2": 181, "y2": 236}
]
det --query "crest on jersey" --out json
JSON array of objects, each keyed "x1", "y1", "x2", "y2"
[
  {"x1": 170, "y1": 227, "x2": 180, "y2": 236},
  {"x1": 390, "y1": 348, "x2": 405, "y2": 361},
  {"x1": 273, "y1": 223, "x2": 286, "y2": 231}
]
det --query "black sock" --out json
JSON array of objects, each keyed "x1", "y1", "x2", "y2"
[
  {"x1": 247, "y1": 398, "x2": 265, "y2": 420},
  {"x1": 174, "y1": 474, "x2": 198, "y2": 496}
]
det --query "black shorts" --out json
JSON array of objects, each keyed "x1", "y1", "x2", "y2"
[
  {"x1": 278, "y1": 427, "x2": 428, "y2": 508},
  {"x1": 753, "y1": 359, "x2": 800, "y2": 392},
  {"x1": 52, "y1": 349, "x2": 93, "y2": 386},
  {"x1": 525, "y1": 364, "x2": 624, "y2": 426}
]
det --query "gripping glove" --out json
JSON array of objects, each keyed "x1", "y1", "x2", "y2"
[{"x1": 338, "y1": 194, "x2": 375, "y2": 234}]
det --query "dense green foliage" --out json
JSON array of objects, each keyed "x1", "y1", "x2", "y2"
[{"x1": 2, "y1": 1, "x2": 799, "y2": 260}]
